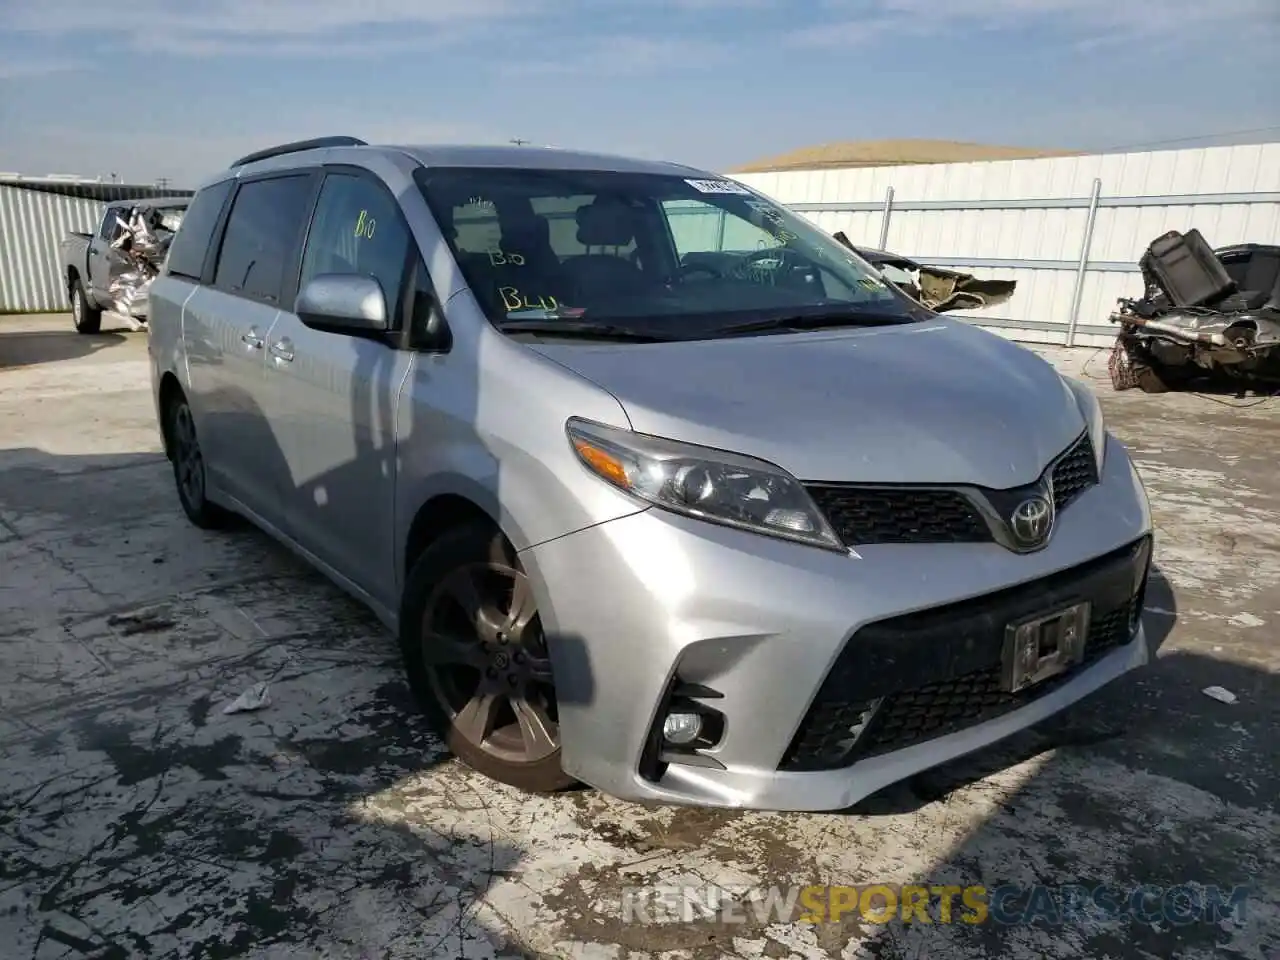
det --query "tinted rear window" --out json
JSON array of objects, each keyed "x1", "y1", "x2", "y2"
[
  {"x1": 213, "y1": 175, "x2": 314, "y2": 303},
  {"x1": 166, "y1": 180, "x2": 233, "y2": 281}
]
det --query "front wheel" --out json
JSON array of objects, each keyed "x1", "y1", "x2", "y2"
[
  {"x1": 70, "y1": 279, "x2": 102, "y2": 334},
  {"x1": 400, "y1": 523, "x2": 574, "y2": 793}
]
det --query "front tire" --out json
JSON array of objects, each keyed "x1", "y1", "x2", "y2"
[
  {"x1": 70, "y1": 279, "x2": 102, "y2": 334},
  {"x1": 165, "y1": 394, "x2": 227, "y2": 529},
  {"x1": 400, "y1": 523, "x2": 574, "y2": 793}
]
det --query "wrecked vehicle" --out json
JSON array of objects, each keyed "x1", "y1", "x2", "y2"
[
  {"x1": 1108, "y1": 230, "x2": 1280, "y2": 392},
  {"x1": 833, "y1": 231, "x2": 1017, "y2": 313},
  {"x1": 60, "y1": 198, "x2": 188, "y2": 333}
]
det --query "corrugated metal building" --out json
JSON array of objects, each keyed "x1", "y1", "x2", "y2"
[
  {"x1": 729, "y1": 142, "x2": 1280, "y2": 346},
  {"x1": 0, "y1": 176, "x2": 193, "y2": 314}
]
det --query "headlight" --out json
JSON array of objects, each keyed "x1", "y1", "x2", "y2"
[
  {"x1": 1062, "y1": 375, "x2": 1107, "y2": 475},
  {"x1": 565, "y1": 418, "x2": 843, "y2": 551}
]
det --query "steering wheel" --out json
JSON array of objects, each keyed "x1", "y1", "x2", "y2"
[{"x1": 742, "y1": 246, "x2": 806, "y2": 272}]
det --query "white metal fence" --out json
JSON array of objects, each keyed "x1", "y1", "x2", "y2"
[
  {"x1": 0, "y1": 180, "x2": 193, "y2": 314},
  {"x1": 0, "y1": 185, "x2": 102, "y2": 314},
  {"x1": 732, "y1": 142, "x2": 1280, "y2": 347}
]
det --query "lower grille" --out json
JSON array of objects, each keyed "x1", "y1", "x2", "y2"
[{"x1": 780, "y1": 537, "x2": 1151, "y2": 772}]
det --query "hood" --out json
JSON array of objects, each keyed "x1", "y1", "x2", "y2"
[{"x1": 529, "y1": 320, "x2": 1085, "y2": 486}]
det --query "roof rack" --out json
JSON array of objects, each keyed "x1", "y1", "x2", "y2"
[{"x1": 230, "y1": 136, "x2": 368, "y2": 169}]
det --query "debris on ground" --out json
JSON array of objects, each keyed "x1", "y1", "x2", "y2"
[
  {"x1": 223, "y1": 682, "x2": 272, "y2": 714},
  {"x1": 107, "y1": 609, "x2": 177, "y2": 635},
  {"x1": 1202, "y1": 686, "x2": 1239, "y2": 705}
]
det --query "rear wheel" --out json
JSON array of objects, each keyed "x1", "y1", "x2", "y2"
[
  {"x1": 165, "y1": 393, "x2": 227, "y2": 529},
  {"x1": 70, "y1": 279, "x2": 102, "y2": 334},
  {"x1": 400, "y1": 523, "x2": 574, "y2": 792}
]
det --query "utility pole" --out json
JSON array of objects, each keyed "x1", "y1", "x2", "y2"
[{"x1": 156, "y1": 176, "x2": 171, "y2": 190}]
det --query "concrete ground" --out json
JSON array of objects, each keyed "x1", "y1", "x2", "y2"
[{"x1": 1, "y1": 313, "x2": 1277, "y2": 960}]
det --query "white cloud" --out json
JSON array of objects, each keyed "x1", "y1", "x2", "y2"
[
  {"x1": 0, "y1": 58, "x2": 87, "y2": 80},
  {"x1": 3, "y1": 0, "x2": 524, "y2": 37},
  {"x1": 1, "y1": 0, "x2": 537, "y2": 57},
  {"x1": 794, "y1": 0, "x2": 1280, "y2": 47},
  {"x1": 0, "y1": 112, "x2": 503, "y2": 186},
  {"x1": 499, "y1": 36, "x2": 731, "y2": 76}
]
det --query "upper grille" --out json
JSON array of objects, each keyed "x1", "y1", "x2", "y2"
[
  {"x1": 1052, "y1": 433, "x2": 1099, "y2": 511},
  {"x1": 805, "y1": 486, "x2": 991, "y2": 546},
  {"x1": 780, "y1": 536, "x2": 1151, "y2": 772},
  {"x1": 804, "y1": 431, "x2": 1100, "y2": 548}
]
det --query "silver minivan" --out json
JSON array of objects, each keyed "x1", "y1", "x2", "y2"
[{"x1": 148, "y1": 137, "x2": 1154, "y2": 811}]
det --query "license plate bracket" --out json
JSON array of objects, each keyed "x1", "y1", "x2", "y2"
[{"x1": 1001, "y1": 601, "x2": 1091, "y2": 693}]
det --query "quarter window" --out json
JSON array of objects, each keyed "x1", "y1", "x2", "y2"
[
  {"x1": 213, "y1": 175, "x2": 314, "y2": 303},
  {"x1": 166, "y1": 180, "x2": 233, "y2": 281}
]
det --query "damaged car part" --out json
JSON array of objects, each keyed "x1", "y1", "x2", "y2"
[
  {"x1": 59, "y1": 197, "x2": 189, "y2": 334},
  {"x1": 1108, "y1": 230, "x2": 1280, "y2": 392},
  {"x1": 833, "y1": 231, "x2": 1017, "y2": 313}
]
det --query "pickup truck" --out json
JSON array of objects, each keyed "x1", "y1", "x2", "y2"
[{"x1": 59, "y1": 196, "x2": 189, "y2": 334}]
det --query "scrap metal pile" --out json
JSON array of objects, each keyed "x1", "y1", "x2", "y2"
[
  {"x1": 1108, "y1": 229, "x2": 1280, "y2": 393},
  {"x1": 105, "y1": 204, "x2": 182, "y2": 320}
]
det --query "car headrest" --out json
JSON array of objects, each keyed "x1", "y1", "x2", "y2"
[
  {"x1": 499, "y1": 211, "x2": 550, "y2": 246},
  {"x1": 576, "y1": 200, "x2": 635, "y2": 247}
]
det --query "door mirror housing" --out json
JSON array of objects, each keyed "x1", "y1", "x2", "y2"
[{"x1": 295, "y1": 274, "x2": 390, "y2": 335}]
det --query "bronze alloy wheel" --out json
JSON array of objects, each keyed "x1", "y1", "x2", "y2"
[{"x1": 419, "y1": 559, "x2": 559, "y2": 764}]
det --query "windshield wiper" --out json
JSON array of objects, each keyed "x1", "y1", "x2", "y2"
[
  {"x1": 711, "y1": 310, "x2": 915, "y2": 335},
  {"x1": 496, "y1": 319, "x2": 673, "y2": 342}
]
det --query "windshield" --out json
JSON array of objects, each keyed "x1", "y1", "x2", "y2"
[{"x1": 415, "y1": 167, "x2": 928, "y2": 339}]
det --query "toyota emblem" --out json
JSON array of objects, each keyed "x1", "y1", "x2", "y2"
[{"x1": 1010, "y1": 495, "x2": 1054, "y2": 547}]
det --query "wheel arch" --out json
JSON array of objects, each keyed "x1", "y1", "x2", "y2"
[{"x1": 403, "y1": 493, "x2": 502, "y2": 577}]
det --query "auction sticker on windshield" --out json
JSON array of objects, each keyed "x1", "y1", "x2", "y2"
[{"x1": 685, "y1": 178, "x2": 753, "y2": 195}]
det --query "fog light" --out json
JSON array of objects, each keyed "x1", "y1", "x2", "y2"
[{"x1": 662, "y1": 711, "x2": 703, "y2": 745}]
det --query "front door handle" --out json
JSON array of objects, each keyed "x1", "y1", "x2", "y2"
[
  {"x1": 269, "y1": 339, "x2": 294, "y2": 363},
  {"x1": 241, "y1": 330, "x2": 264, "y2": 349}
]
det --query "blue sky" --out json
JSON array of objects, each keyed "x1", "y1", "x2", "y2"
[{"x1": 2, "y1": 0, "x2": 1277, "y2": 187}]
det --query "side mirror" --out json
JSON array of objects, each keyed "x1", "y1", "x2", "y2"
[{"x1": 295, "y1": 274, "x2": 389, "y2": 335}]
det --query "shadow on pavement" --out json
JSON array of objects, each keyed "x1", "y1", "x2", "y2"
[{"x1": 0, "y1": 327, "x2": 131, "y2": 369}]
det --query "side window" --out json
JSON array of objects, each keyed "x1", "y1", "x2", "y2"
[
  {"x1": 213, "y1": 175, "x2": 314, "y2": 303},
  {"x1": 98, "y1": 207, "x2": 119, "y2": 241},
  {"x1": 662, "y1": 198, "x2": 782, "y2": 258},
  {"x1": 167, "y1": 179, "x2": 233, "y2": 280},
  {"x1": 299, "y1": 173, "x2": 411, "y2": 322}
]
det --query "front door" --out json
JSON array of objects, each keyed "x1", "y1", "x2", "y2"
[
  {"x1": 260, "y1": 169, "x2": 417, "y2": 607},
  {"x1": 87, "y1": 206, "x2": 121, "y2": 303}
]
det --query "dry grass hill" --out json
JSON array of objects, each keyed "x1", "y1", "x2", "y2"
[{"x1": 733, "y1": 138, "x2": 1076, "y2": 173}]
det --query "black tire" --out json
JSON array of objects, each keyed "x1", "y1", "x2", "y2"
[
  {"x1": 400, "y1": 522, "x2": 574, "y2": 793},
  {"x1": 70, "y1": 279, "x2": 102, "y2": 334},
  {"x1": 164, "y1": 392, "x2": 228, "y2": 529}
]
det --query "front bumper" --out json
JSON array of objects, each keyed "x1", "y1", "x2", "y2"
[{"x1": 521, "y1": 434, "x2": 1153, "y2": 811}]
